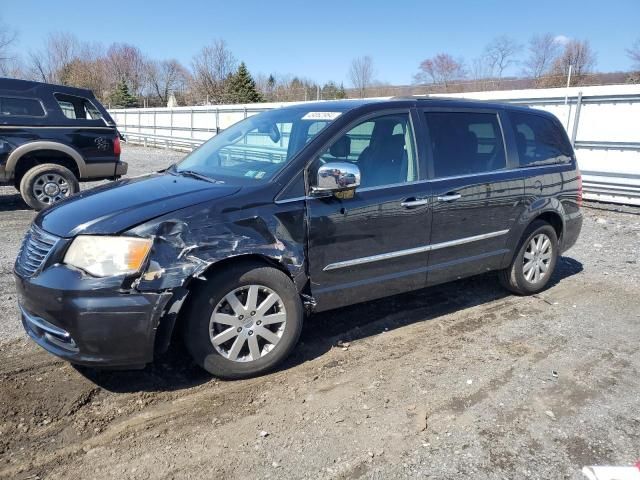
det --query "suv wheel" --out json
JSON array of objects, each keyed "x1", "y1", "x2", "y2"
[
  {"x1": 19, "y1": 163, "x2": 79, "y2": 211},
  {"x1": 499, "y1": 220, "x2": 559, "y2": 295},
  {"x1": 183, "y1": 261, "x2": 303, "y2": 379}
]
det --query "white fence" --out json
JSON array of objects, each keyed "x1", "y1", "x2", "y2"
[{"x1": 109, "y1": 84, "x2": 640, "y2": 206}]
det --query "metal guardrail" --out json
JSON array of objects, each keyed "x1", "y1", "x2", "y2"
[
  {"x1": 574, "y1": 141, "x2": 640, "y2": 151},
  {"x1": 122, "y1": 132, "x2": 204, "y2": 150}
]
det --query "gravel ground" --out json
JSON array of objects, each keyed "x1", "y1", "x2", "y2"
[
  {"x1": 0, "y1": 146, "x2": 639, "y2": 479},
  {"x1": 0, "y1": 145, "x2": 184, "y2": 341}
]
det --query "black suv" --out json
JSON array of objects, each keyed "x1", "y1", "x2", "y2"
[
  {"x1": 14, "y1": 98, "x2": 582, "y2": 379},
  {"x1": 0, "y1": 78, "x2": 127, "y2": 210}
]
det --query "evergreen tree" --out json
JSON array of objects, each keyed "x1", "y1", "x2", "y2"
[
  {"x1": 225, "y1": 62, "x2": 263, "y2": 103},
  {"x1": 267, "y1": 74, "x2": 276, "y2": 90},
  {"x1": 337, "y1": 82, "x2": 347, "y2": 99},
  {"x1": 322, "y1": 80, "x2": 348, "y2": 100},
  {"x1": 109, "y1": 80, "x2": 138, "y2": 108},
  {"x1": 265, "y1": 74, "x2": 276, "y2": 101}
]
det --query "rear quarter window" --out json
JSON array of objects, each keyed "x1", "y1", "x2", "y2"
[
  {"x1": 509, "y1": 112, "x2": 573, "y2": 167},
  {"x1": 54, "y1": 93, "x2": 104, "y2": 121},
  {"x1": 0, "y1": 96, "x2": 46, "y2": 117}
]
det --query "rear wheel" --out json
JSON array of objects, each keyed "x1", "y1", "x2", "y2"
[
  {"x1": 19, "y1": 163, "x2": 79, "y2": 211},
  {"x1": 499, "y1": 220, "x2": 559, "y2": 295},
  {"x1": 183, "y1": 261, "x2": 303, "y2": 379}
]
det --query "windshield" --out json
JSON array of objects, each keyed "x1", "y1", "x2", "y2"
[{"x1": 174, "y1": 107, "x2": 347, "y2": 182}]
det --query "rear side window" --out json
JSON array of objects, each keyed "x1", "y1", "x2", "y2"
[
  {"x1": 509, "y1": 112, "x2": 573, "y2": 167},
  {"x1": 424, "y1": 111, "x2": 506, "y2": 178},
  {"x1": 0, "y1": 96, "x2": 45, "y2": 117},
  {"x1": 54, "y1": 93, "x2": 103, "y2": 120}
]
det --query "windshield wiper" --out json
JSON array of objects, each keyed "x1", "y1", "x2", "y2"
[{"x1": 176, "y1": 169, "x2": 221, "y2": 184}]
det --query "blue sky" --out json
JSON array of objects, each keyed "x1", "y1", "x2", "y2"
[{"x1": 2, "y1": 0, "x2": 639, "y2": 85}]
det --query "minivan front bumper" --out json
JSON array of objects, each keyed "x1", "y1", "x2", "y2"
[{"x1": 15, "y1": 265, "x2": 173, "y2": 368}]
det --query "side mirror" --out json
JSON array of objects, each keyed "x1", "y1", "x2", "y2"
[{"x1": 312, "y1": 162, "x2": 361, "y2": 196}]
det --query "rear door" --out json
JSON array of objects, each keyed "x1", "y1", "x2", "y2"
[
  {"x1": 306, "y1": 108, "x2": 432, "y2": 310},
  {"x1": 422, "y1": 108, "x2": 525, "y2": 285}
]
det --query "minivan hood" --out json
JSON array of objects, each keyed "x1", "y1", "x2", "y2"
[{"x1": 35, "y1": 173, "x2": 241, "y2": 237}]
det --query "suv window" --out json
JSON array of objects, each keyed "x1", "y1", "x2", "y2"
[
  {"x1": 54, "y1": 93, "x2": 103, "y2": 120},
  {"x1": 0, "y1": 96, "x2": 45, "y2": 117},
  {"x1": 425, "y1": 112, "x2": 506, "y2": 178},
  {"x1": 316, "y1": 113, "x2": 417, "y2": 188},
  {"x1": 509, "y1": 112, "x2": 572, "y2": 166}
]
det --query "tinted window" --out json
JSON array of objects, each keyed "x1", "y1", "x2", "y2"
[
  {"x1": 54, "y1": 93, "x2": 103, "y2": 120},
  {"x1": 425, "y1": 112, "x2": 506, "y2": 178},
  {"x1": 0, "y1": 97, "x2": 45, "y2": 117},
  {"x1": 316, "y1": 113, "x2": 418, "y2": 188},
  {"x1": 509, "y1": 112, "x2": 572, "y2": 166}
]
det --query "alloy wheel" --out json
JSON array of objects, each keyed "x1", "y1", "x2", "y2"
[
  {"x1": 33, "y1": 173, "x2": 71, "y2": 205},
  {"x1": 523, "y1": 233, "x2": 552, "y2": 284},
  {"x1": 209, "y1": 284, "x2": 287, "y2": 362}
]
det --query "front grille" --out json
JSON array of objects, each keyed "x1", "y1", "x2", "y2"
[{"x1": 15, "y1": 225, "x2": 60, "y2": 277}]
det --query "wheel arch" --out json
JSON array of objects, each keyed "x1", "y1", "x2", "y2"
[
  {"x1": 533, "y1": 210, "x2": 563, "y2": 241},
  {"x1": 6, "y1": 141, "x2": 86, "y2": 180},
  {"x1": 502, "y1": 202, "x2": 566, "y2": 268},
  {"x1": 194, "y1": 253, "x2": 297, "y2": 285},
  {"x1": 154, "y1": 253, "x2": 303, "y2": 357}
]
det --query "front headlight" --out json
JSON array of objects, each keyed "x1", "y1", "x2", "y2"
[{"x1": 64, "y1": 236, "x2": 152, "y2": 277}]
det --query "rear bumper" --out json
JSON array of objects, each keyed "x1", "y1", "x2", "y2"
[
  {"x1": 16, "y1": 265, "x2": 173, "y2": 368},
  {"x1": 83, "y1": 161, "x2": 128, "y2": 180},
  {"x1": 561, "y1": 210, "x2": 583, "y2": 253},
  {"x1": 115, "y1": 161, "x2": 128, "y2": 177}
]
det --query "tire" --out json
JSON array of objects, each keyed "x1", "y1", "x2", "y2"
[
  {"x1": 499, "y1": 220, "x2": 559, "y2": 295},
  {"x1": 183, "y1": 261, "x2": 304, "y2": 379},
  {"x1": 19, "y1": 163, "x2": 79, "y2": 211}
]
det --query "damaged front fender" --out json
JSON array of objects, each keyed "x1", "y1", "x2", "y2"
[{"x1": 128, "y1": 198, "x2": 308, "y2": 294}]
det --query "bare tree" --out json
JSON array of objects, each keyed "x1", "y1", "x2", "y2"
[
  {"x1": 483, "y1": 35, "x2": 522, "y2": 78},
  {"x1": 191, "y1": 39, "x2": 237, "y2": 104},
  {"x1": 416, "y1": 53, "x2": 466, "y2": 90},
  {"x1": 523, "y1": 33, "x2": 561, "y2": 82},
  {"x1": 628, "y1": 39, "x2": 640, "y2": 70},
  {"x1": 28, "y1": 32, "x2": 80, "y2": 83},
  {"x1": 349, "y1": 56, "x2": 374, "y2": 97},
  {"x1": 0, "y1": 19, "x2": 17, "y2": 75},
  {"x1": 550, "y1": 39, "x2": 597, "y2": 85},
  {"x1": 106, "y1": 43, "x2": 147, "y2": 96},
  {"x1": 146, "y1": 59, "x2": 191, "y2": 106},
  {"x1": 63, "y1": 45, "x2": 109, "y2": 98}
]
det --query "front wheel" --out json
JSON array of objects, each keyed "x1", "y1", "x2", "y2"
[
  {"x1": 19, "y1": 163, "x2": 79, "y2": 211},
  {"x1": 183, "y1": 262, "x2": 303, "y2": 379},
  {"x1": 499, "y1": 220, "x2": 559, "y2": 295}
]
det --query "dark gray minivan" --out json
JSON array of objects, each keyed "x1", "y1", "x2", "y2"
[{"x1": 15, "y1": 97, "x2": 582, "y2": 379}]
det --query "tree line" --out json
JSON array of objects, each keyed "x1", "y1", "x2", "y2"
[
  {"x1": 0, "y1": 19, "x2": 639, "y2": 107},
  {"x1": 0, "y1": 24, "x2": 349, "y2": 107},
  {"x1": 352, "y1": 35, "x2": 640, "y2": 96}
]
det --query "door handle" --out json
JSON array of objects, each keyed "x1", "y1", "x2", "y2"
[
  {"x1": 400, "y1": 197, "x2": 429, "y2": 208},
  {"x1": 436, "y1": 193, "x2": 462, "y2": 202}
]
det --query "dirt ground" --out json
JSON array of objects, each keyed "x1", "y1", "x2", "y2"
[{"x1": 1, "y1": 146, "x2": 639, "y2": 479}]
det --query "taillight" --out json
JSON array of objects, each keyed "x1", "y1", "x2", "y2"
[
  {"x1": 576, "y1": 172, "x2": 583, "y2": 207},
  {"x1": 113, "y1": 136, "x2": 121, "y2": 156}
]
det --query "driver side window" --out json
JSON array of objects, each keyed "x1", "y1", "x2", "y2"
[{"x1": 313, "y1": 113, "x2": 418, "y2": 188}]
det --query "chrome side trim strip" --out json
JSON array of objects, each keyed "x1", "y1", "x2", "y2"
[{"x1": 322, "y1": 229, "x2": 510, "y2": 271}]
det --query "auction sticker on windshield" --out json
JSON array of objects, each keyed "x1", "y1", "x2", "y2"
[{"x1": 302, "y1": 112, "x2": 342, "y2": 121}]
